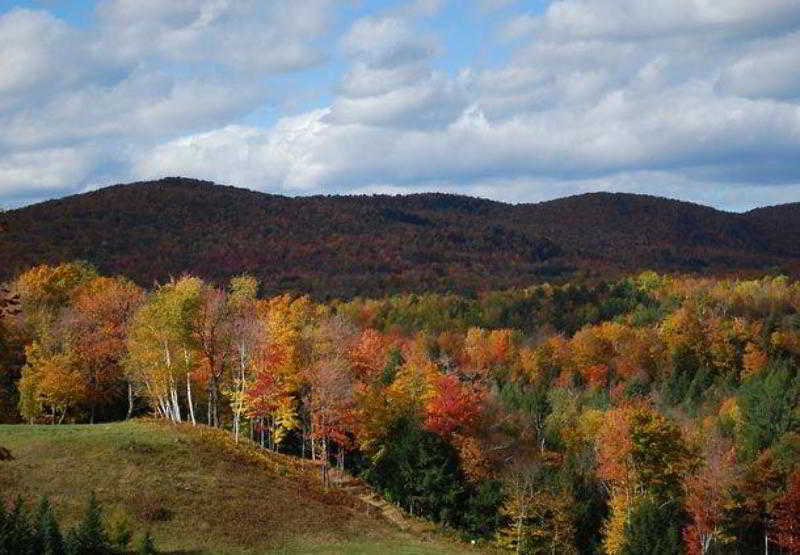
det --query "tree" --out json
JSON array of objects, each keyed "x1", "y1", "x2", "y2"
[
  {"x1": 69, "y1": 276, "x2": 144, "y2": 422},
  {"x1": 622, "y1": 496, "x2": 685, "y2": 555},
  {"x1": 17, "y1": 344, "x2": 87, "y2": 423},
  {"x1": 40, "y1": 506, "x2": 66, "y2": 555},
  {"x1": 32, "y1": 497, "x2": 65, "y2": 555},
  {"x1": 498, "y1": 459, "x2": 577, "y2": 555},
  {"x1": 308, "y1": 357, "x2": 354, "y2": 486},
  {"x1": 66, "y1": 493, "x2": 111, "y2": 555},
  {"x1": 191, "y1": 283, "x2": 234, "y2": 428},
  {"x1": 683, "y1": 445, "x2": 736, "y2": 554},
  {"x1": 424, "y1": 373, "x2": 483, "y2": 438},
  {"x1": 498, "y1": 461, "x2": 539, "y2": 554},
  {"x1": 107, "y1": 507, "x2": 132, "y2": 551},
  {"x1": 498, "y1": 381, "x2": 551, "y2": 454},
  {"x1": 226, "y1": 275, "x2": 261, "y2": 442},
  {"x1": 596, "y1": 404, "x2": 699, "y2": 554},
  {"x1": 14, "y1": 262, "x2": 97, "y2": 341},
  {"x1": 736, "y1": 358, "x2": 800, "y2": 461},
  {"x1": 460, "y1": 479, "x2": 505, "y2": 540},
  {"x1": 723, "y1": 449, "x2": 786, "y2": 554},
  {"x1": 137, "y1": 530, "x2": 158, "y2": 555},
  {"x1": 126, "y1": 277, "x2": 205, "y2": 423},
  {"x1": 307, "y1": 318, "x2": 358, "y2": 485},
  {"x1": 0, "y1": 496, "x2": 34, "y2": 554},
  {"x1": 772, "y1": 470, "x2": 800, "y2": 553},
  {"x1": 12, "y1": 263, "x2": 99, "y2": 423},
  {"x1": 364, "y1": 416, "x2": 465, "y2": 525}
]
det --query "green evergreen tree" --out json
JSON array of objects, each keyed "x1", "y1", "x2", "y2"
[
  {"x1": 381, "y1": 347, "x2": 404, "y2": 386},
  {"x1": 31, "y1": 497, "x2": 51, "y2": 554},
  {"x1": 41, "y1": 509, "x2": 66, "y2": 555},
  {"x1": 364, "y1": 416, "x2": 466, "y2": 526},
  {"x1": 67, "y1": 493, "x2": 111, "y2": 555},
  {"x1": 0, "y1": 496, "x2": 33, "y2": 555},
  {"x1": 460, "y1": 479, "x2": 506, "y2": 539},
  {"x1": 621, "y1": 497, "x2": 685, "y2": 555},
  {"x1": 737, "y1": 358, "x2": 800, "y2": 461}
]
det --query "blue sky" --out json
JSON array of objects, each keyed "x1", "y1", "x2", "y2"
[{"x1": 1, "y1": 0, "x2": 799, "y2": 211}]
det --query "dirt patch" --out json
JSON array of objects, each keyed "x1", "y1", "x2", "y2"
[{"x1": 0, "y1": 446, "x2": 13, "y2": 461}]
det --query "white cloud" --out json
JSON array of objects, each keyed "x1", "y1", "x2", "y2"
[
  {"x1": 0, "y1": 9, "x2": 88, "y2": 110},
  {"x1": 2, "y1": 0, "x2": 800, "y2": 211},
  {"x1": 717, "y1": 32, "x2": 800, "y2": 100},
  {"x1": 0, "y1": 147, "x2": 97, "y2": 196},
  {"x1": 539, "y1": 0, "x2": 800, "y2": 40},
  {"x1": 0, "y1": 1, "x2": 336, "y2": 199},
  {"x1": 95, "y1": 0, "x2": 332, "y2": 72},
  {"x1": 342, "y1": 16, "x2": 438, "y2": 69}
]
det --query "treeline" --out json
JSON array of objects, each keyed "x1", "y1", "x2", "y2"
[
  {"x1": 2, "y1": 263, "x2": 800, "y2": 552},
  {"x1": 0, "y1": 493, "x2": 157, "y2": 555}
]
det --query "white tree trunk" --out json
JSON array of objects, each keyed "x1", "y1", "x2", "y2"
[
  {"x1": 186, "y1": 371, "x2": 196, "y2": 425},
  {"x1": 168, "y1": 373, "x2": 181, "y2": 422},
  {"x1": 127, "y1": 381, "x2": 134, "y2": 419}
]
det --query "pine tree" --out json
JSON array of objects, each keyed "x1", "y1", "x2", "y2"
[
  {"x1": 41, "y1": 509, "x2": 65, "y2": 555},
  {"x1": 67, "y1": 493, "x2": 111, "y2": 555},
  {"x1": 622, "y1": 497, "x2": 685, "y2": 555},
  {"x1": 0, "y1": 496, "x2": 33, "y2": 555},
  {"x1": 31, "y1": 497, "x2": 51, "y2": 554}
]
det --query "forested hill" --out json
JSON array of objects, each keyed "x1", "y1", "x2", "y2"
[{"x1": 0, "y1": 177, "x2": 797, "y2": 298}]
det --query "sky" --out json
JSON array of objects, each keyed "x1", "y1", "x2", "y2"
[{"x1": 1, "y1": 0, "x2": 799, "y2": 211}]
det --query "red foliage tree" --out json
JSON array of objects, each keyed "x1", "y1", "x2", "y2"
[
  {"x1": 773, "y1": 470, "x2": 800, "y2": 553},
  {"x1": 424, "y1": 373, "x2": 483, "y2": 438}
]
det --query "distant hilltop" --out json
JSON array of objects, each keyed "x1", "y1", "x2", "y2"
[{"x1": 1, "y1": 177, "x2": 798, "y2": 298}]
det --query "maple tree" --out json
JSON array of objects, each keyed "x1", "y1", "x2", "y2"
[
  {"x1": 424, "y1": 373, "x2": 483, "y2": 438},
  {"x1": 69, "y1": 276, "x2": 144, "y2": 421}
]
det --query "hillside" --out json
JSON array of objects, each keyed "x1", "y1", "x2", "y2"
[
  {"x1": 745, "y1": 202, "x2": 800, "y2": 257},
  {"x1": 0, "y1": 177, "x2": 796, "y2": 297},
  {"x1": 0, "y1": 420, "x2": 480, "y2": 554}
]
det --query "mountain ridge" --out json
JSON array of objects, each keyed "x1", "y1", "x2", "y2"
[{"x1": 1, "y1": 177, "x2": 797, "y2": 298}]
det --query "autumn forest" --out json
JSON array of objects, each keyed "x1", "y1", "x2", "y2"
[{"x1": 2, "y1": 255, "x2": 800, "y2": 553}]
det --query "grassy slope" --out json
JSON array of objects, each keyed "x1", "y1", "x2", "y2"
[{"x1": 0, "y1": 420, "x2": 483, "y2": 554}]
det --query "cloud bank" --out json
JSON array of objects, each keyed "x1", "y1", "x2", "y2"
[{"x1": 1, "y1": 0, "x2": 799, "y2": 210}]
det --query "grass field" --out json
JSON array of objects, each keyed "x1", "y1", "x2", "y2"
[{"x1": 0, "y1": 420, "x2": 488, "y2": 554}]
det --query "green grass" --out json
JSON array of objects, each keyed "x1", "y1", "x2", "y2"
[{"x1": 0, "y1": 420, "x2": 487, "y2": 554}]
